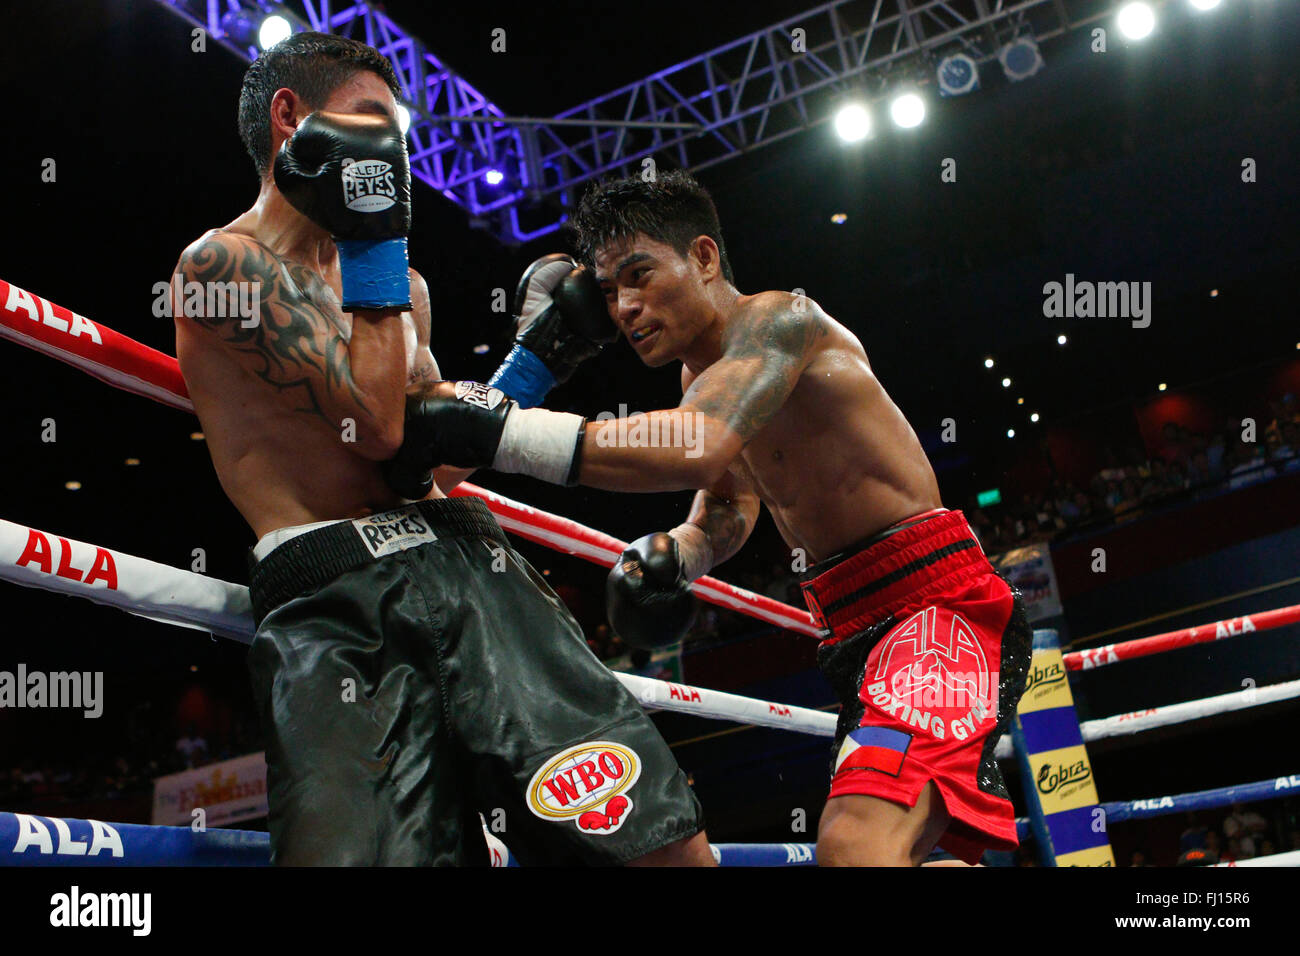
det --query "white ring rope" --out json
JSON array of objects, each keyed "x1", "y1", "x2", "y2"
[{"x1": 992, "y1": 678, "x2": 1300, "y2": 759}]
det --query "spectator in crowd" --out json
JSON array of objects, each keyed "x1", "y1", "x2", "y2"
[
  {"x1": 967, "y1": 505, "x2": 994, "y2": 549},
  {"x1": 1268, "y1": 420, "x2": 1298, "y2": 460},
  {"x1": 1185, "y1": 450, "x2": 1209, "y2": 487},
  {"x1": 1139, "y1": 458, "x2": 1169, "y2": 500},
  {"x1": 1158, "y1": 421, "x2": 1193, "y2": 464},
  {"x1": 1221, "y1": 837, "x2": 1243, "y2": 863},
  {"x1": 175, "y1": 723, "x2": 208, "y2": 769},
  {"x1": 1103, "y1": 480, "x2": 1123, "y2": 512},
  {"x1": 1178, "y1": 812, "x2": 1210, "y2": 853},
  {"x1": 1226, "y1": 439, "x2": 1276, "y2": 489},
  {"x1": 1206, "y1": 432, "x2": 1228, "y2": 477},
  {"x1": 691, "y1": 606, "x2": 722, "y2": 646},
  {"x1": 1264, "y1": 393, "x2": 1299, "y2": 446},
  {"x1": 1166, "y1": 460, "x2": 1190, "y2": 493},
  {"x1": 1098, "y1": 447, "x2": 1128, "y2": 483},
  {"x1": 1222, "y1": 802, "x2": 1268, "y2": 857},
  {"x1": 1113, "y1": 477, "x2": 1143, "y2": 518},
  {"x1": 763, "y1": 562, "x2": 799, "y2": 604},
  {"x1": 586, "y1": 622, "x2": 612, "y2": 660}
]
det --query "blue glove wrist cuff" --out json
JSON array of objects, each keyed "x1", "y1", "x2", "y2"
[
  {"x1": 337, "y1": 238, "x2": 410, "y2": 309},
  {"x1": 488, "y1": 344, "x2": 556, "y2": 409}
]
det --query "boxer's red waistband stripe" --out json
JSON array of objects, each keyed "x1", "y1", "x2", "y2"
[{"x1": 818, "y1": 537, "x2": 981, "y2": 619}]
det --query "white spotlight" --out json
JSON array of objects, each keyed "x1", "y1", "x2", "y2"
[
  {"x1": 1057, "y1": 334, "x2": 1068, "y2": 345},
  {"x1": 890, "y1": 92, "x2": 926, "y2": 129},
  {"x1": 258, "y1": 15, "x2": 293, "y2": 50},
  {"x1": 1030, "y1": 413, "x2": 1040, "y2": 423},
  {"x1": 1001, "y1": 377, "x2": 1011, "y2": 388},
  {"x1": 834, "y1": 103, "x2": 872, "y2": 142},
  {"x1": 1007, "y1": 428, "x2": 1016, "y2": 439},
  {"x1": 1117, "y1": 3, "x2": 1156, "y2": 40},
  {"x1": 1189, "y1": 0, "x2": 1221, "y2": 10},
  {"x1": 396, "y1": 104, "x2": 412, "y2": 135},
  {"x1": 984, "y1": 357, "x2": 995, "y2": 368}
]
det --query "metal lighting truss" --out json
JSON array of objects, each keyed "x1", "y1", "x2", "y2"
[{"x1": 153, "y1": 0, "x2": 1133, "y2": 242}]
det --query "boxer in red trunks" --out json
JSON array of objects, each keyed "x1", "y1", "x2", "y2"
[{"x1": 382, "y1": 170, "x2": 1032, "y2": 866}]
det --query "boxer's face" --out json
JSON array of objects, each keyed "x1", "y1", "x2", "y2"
[
  {"x1": 319, "y1": 70, "x2": 400, "y2": 123},
  {"x1": 595, "y1": 234, "x2": 712, "y2": 368},
  {"x1": 274, "y1": 71, "x2": 401, "y2": 157}
]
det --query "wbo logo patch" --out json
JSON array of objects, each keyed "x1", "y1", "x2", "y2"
[{"x1": 526, "y1": 741, "x2": 641, "y2": 835}]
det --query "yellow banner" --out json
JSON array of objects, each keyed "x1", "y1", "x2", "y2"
[
  {"x1": 1017, "y1": 645, "x2": 1072, "y2": 715},
  {"x1": 1027, "y1": 744, "x2": 1101, "y2": 814}
]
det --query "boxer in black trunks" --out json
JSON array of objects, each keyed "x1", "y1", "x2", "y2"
[{"x1": 172, "y1": 32, "x2": 711, "y2": 866}]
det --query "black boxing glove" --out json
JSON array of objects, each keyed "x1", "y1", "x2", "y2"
[
  {"x1": 381, "y1": 381, "x2": 588, "y2": 499},
  {"x1": 273, "y1": 111, "x2": 412, "y2": 310},
  {"x1": 486, "y1": 254, "x2": 616, "y2": 408},
  {"x1": 606, "y1": 532, "x2": 699, "y2": 651}
]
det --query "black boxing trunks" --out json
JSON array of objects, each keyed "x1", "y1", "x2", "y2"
[
  {"x1": 801, "y1": 509, "x2": 1032, "y2": 864},
  {"x1": 246, "y1": 496, "x2": 702, "y2": 866}
]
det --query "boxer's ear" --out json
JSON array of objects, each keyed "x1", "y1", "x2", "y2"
[
  {"x1": 268, "y1": 88, "x2": 305, "y2": 147},
  {"x1": 690, "y1": 235, "x2": 723, "y2": 283}
]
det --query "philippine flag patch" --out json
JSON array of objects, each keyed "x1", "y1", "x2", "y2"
[{"x1": 834, "y1": 726, "x2": 913, "y2": 778}]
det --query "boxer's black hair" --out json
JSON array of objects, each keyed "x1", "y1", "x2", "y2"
[
  {"x1": 570, "y1": 170, "x2": 734, "y2": 284},
  {"x1": 238, "y1": 31, "x2": 402, "y2": 178}
]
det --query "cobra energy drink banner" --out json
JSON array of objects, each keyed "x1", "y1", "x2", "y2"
[{"x1": 1012, "y1": 630, "x2": 1114, "y2": 866}]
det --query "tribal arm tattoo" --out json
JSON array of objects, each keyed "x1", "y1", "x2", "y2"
[
  {"x1": 681, "y1": 292, "x2": 829, "y2": 444},
  {"x1": 176, "y1": 230, "x2": 407, "y2": 458}
]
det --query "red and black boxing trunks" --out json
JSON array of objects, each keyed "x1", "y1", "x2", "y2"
[
  {"x1": 247, "y1": 496, "x2": 702, "y2": 865},
  {"x1": 802, "y1": 509, "x2": 1032, "y2": 864}
]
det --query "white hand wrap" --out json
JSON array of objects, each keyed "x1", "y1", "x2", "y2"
[
  {"x1": 668, "y1": 523, "x2": 715, "y2": 583},
  {"x1": 492, "y1": 407, "x2": 585, "y2": 485}
]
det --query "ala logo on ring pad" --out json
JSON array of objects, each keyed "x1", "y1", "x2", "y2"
[{"x1": 526, "y1": 741, "x2": 641, "y2": 834}]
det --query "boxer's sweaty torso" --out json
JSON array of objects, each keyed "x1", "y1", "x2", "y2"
[
  {"x1": 175, "y1": 221, "x2": 441, "y2": 540},
  {"x1": 685, "y1": 307, "x2": 942, "y2": 564}
]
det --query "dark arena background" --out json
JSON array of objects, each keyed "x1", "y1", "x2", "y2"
[{"x1": 1, "y1": 0, "x2": 1298, "y2": 914}]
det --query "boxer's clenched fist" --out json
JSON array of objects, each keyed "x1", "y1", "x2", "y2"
[
  {"x1": 381, "y1": 380, "x2": 588, "y2": 499},
  {"x1": 488, "y1": 254, "x2": 616, "y2": 408},
  {"x1": 606, "y1": 532, "x2": 698, "y2": 650},
  {"x1": 512, "y1": 254, "x2": 615, "y2": 384},
  {"x1": 274, "y1": 111, "x2": 412, "y2": 309}
]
